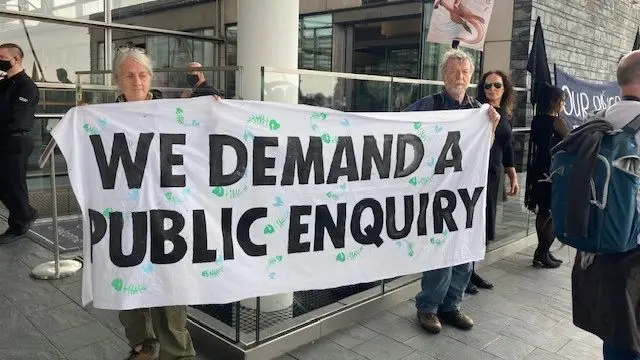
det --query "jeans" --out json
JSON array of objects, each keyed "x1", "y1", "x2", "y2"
[
  {"x1": 604, "y1": 343, "x2": 640, "y2": 360},
  {"x1": 415, "y1": 262, "x2": 472, "y2": 313}
]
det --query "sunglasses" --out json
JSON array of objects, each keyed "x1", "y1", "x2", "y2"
[
  {"x1": 483, "y1": 82, "x2": 503, "y2": 89},
  {"x1": 117, "y1": 46, "x2": 146, "y2": 54}
]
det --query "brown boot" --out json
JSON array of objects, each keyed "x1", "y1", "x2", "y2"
[
  {"x1": 417, "y1": 311, "x2": 442, "y2": 334},
  {"x1": 126, "y1": 339, "x2": 159, "y2": 360},
  {"x1": 438, "y1": 310, "x2": 474, "y2": 330}
]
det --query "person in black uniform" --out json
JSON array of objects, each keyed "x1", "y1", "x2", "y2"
[
  {"x1": 524, "y1": 85, "x2": 568, "y2": 268},
  {"x1": 0, "y1": 43, "x2": 39, "y2": 244},
  {"x1": 182, "y1": 62, "x2": 222, "y2": 98},
  {"x1": 467, "y1": 70, "x2": 520, "y2": 293}
]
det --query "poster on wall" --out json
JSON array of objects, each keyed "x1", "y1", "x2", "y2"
[
  {"x1": 426, "y1": 0, "x2": 495, "y2": 51},
  {"x1": 51, "y1": 97, "x2": 492, "y2": 310},
  {"x1": 554, "y1": 65, "x2": 620, "y2": 129}
]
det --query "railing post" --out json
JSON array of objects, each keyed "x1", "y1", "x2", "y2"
[{"x1": 31, "y1": 142, "x2": 82, "y2": 280}]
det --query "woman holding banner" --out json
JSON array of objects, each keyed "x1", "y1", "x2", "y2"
[
  {"x1": 111, "y1": 47, "x2": 198, "y2": 360},
  {"x1": 468, "y1": 70, "x2": 519, "y2": 294},
  {"x1": 524, "y1": 85, "x2": 569, "y2": 269}
]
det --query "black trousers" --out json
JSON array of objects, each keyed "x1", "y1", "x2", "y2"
[{"x1": 0, "y1": 135, "x2": 34, "y2": 231}]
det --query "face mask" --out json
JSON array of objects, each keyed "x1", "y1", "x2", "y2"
[
  {"x1": 0, "y1": 60, "x2": 12, "y2": 72},
  {"x1": 186, "y1": 74, "x2": 199, "y2": 87}
]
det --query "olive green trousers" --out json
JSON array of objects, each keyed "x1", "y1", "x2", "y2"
[{"x1": 119, "y1": 306, "x2": 195, "y2": 360}]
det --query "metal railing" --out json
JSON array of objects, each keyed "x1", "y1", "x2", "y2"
[{"x1": 30, "y1": 132, "x2": 83, "y2": 280}]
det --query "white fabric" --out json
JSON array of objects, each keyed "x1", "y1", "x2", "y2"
[{"x1": 51, "y1": 97, "x2": 492, "y2": 310}]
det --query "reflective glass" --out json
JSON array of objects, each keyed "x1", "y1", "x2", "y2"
[
  {"x1": 111, "y1": 0, "x2": 216, "y2": 31},
  {"x1": 1, "y1": 0, "x2": 104, "y2": 20}
]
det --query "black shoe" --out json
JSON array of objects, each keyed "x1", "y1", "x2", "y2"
[
  {"x1": 0, "y1": 228, "x2": 26, "y2": 245},
  {"x1": 548, "y1": 252, "x2": 563, "y2": 264},
  {"x1": 533, "y1": 249, "x2": 561, "y2": 269},
  {"x1": 465, "y1": 283, "x2": 479, "y2": 294},
  {"x1": 438, "y1": 310, "x2": 474, "y2": 330},
  {"x1": 470, "y1": 272, "x2": 494, "y2": 290},
  {"x1": 26, "y1": 207, "x2": 38, "y2": 231}
]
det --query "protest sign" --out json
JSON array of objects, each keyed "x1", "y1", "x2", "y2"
[
  {"x1": 555, "y1": 65, "x2": 620, "y2": 129},
  {"x1": 51, "y1": 97, "x2": 492, "y2": 310},
  {"x1": 426, "y1": 0, "x2": 495, "y2": 50}
]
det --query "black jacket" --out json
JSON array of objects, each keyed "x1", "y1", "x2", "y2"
[
  {"x1": 0, "y1": 70, "x2": 39, "y2": 134},
  {"x1": 405, "y1": 91, "x2": 481, "y2": 112},
  {"x1": 573, "y1": 250, "x2": 640, "y2": 352},
  {"x1": 191, "y1": 81, "x2": 221, "y2": 98}
]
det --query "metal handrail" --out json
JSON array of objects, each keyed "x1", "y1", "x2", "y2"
[
  {"x1": 75, "y1": 66, "x2": 242, "y2": 75},
  {"x1": 30, "y1": 130, "x2": 83, "y2": 280},
  {"x1": 35, "y1": 114, "x2": 65, "y2": 119},
  {"x1": 262, "y1": 66, "x2": 529, "y2": 92}
]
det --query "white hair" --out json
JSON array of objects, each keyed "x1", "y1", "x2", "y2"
[
  {"x1": 112, "y1": 48, "x2": 154, "y2": 82},
  {"x1": 439, "y1": 48, "x2": 475, "y2": 79}
]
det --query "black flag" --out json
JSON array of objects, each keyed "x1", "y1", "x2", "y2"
[
  {"x1": 633, "y1": 28, "x2": 640, "y2": 51},
  {"x1": 526, "y1": 17, "x2": 551, "y2": 107}
]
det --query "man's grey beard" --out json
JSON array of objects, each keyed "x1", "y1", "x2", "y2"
[{"x1": 446, "y1": 86, "x2": 467, "y2": 99}]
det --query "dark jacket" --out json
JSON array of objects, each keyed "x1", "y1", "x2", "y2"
[
  {"x1": 0, "y1": 70, "x2": 39, "y2": 134},
  {"x1": 550, "y1": 115, "x2": 613, "y2": 237},
  {"x1": 405, "y1": 91, "x2": 481, "y2": 112},
  {"x1": 191, "y1": 81, "x2": 221, "y2": 98},
  {"x1": 573, "y1": 250, "x2": 640, "y2": 352},
  {"x1": 115, "y1": 92, "x2": 158, "y2": 103}
]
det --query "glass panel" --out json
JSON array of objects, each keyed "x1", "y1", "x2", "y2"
[
  {"x1": 0, "y1": 18, "x2": 99, "y2": 86},
  {"x1": 489, "y1": 129, "x2": 535, "y2": 251},
  {"x1": 1, "y1": 0, "x2": 105, "y2": 20},
  {"x1": 299, "y1": 14, "x2": 332, "y2": 71},
  {"x1": 104, "y1": 29, "x2": 233, "y2": 99},
  {"x1": 353, "y1": 18, "x2": 421, "y2": 78},
  {"x1": 390, "y1": 82, "x2": 444, "y2": 112},
  {"x1": 111, "y1": 0, "x2": 215, "y2": 31},
  {"x1": 224, "y1": 26, "x2": 238, "y2": 98}
]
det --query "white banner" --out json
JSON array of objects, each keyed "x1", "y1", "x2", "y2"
[
  {"x1": 51, "y1": 97, "x2": 492, "y2": 310},
  {"x1": 426, "y1": 0, "x2": 495, "y2": 50}
]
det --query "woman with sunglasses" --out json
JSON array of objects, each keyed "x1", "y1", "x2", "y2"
[
  {"x1": 524, "y1": 85, "x2": 569, "y2": 269},
  {"x1": 468, "y1": 70, "x2": 520, "y2": 293}
]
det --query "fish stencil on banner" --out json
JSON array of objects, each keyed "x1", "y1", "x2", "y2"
[
  {"x1": 426, "y1": 0, "x2": 495, "y2": 51},
  {"x1": 50, "y1": 97, "x2": 492, "y2": 310}
]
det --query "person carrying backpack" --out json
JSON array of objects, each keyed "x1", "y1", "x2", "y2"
[{"x1": 562, "y1": 50, "x2": 640, "y2": 360}]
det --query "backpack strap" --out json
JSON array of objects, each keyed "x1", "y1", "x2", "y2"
[
  {"x1": 433, "y1": 93, "x2": 444, "y2": 111},
  {"x1": 622, "y1": 113, "x2": 640, "y2": 134}
]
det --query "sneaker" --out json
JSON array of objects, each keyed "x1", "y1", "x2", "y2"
[
  {"x1": 125, "y1": 340, "x2": 159, "y2": 360},
  {"x1": 417, "y1": 311, "x2": 442, "y2": 334},
  {"x1": 438, "y1": 310, "x2": 474, "y2": 330}
]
